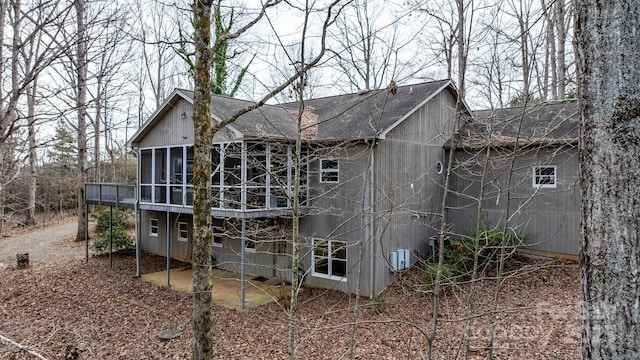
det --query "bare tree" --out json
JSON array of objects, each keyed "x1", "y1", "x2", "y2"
[
  {"x1": 576, "y1": 0, "x2": 640, "y2": 358},
  {"x1": 87, "y1": 4, "x2": 133, "y2": 183},
  {"x1": 74, "y1": 0, "x2": 89, "y2": 242},
  {"x1": 0, "y1": 0, "x2": 69, "y2": 234},
  {"x1": 330, "y1": 0, "x2": 411, "y2": 91},
  {"x1": 135, "y1": 0, "x2": 186, "y2": 111}
]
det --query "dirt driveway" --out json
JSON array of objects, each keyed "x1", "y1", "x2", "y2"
[{"x1": 0, "y1": 221, "x2": 81, "y2": 265}]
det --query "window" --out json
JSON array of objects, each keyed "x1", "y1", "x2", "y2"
[
  {"x1": 149, "y1": 218, "x2": 158, "y2": 236},
  {"x1": 178, "y1": 222, "x2": 189, "y2": 242},
  {"x1": 320, "y1": 159, "x2": 339, "y2": 183},
  {"x1": 533, "y1": 166, "x2": 557, "y2": 188},
  {"x1": 275, "y1": 241, "x2": 287, "y2": 254},
  {"x1": 245, "y1": 235, "x2": 256, "y2": 253},
  {"x1": 212, "y1": 226, "x2": 223, "y2": 248},
  {"x1": 312, "y1": 239, "x2": 347, "y2": 280}
]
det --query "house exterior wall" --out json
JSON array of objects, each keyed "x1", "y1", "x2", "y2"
[
  {"x1": 299, "y1": 143, "x2": 373, "y2": 294},
  {"x1": 371, "y1": 89, "x2": 460, "y2": 293},
  {"x1": 211, "y1": 219, "x2": 293, "y2": 280},
  {"x1": 447, "y1": 145, "x2": 580, "y2": 256},
  {"x1": 138, "y1": 210, "x2": 294, "y2": 280},
  {"x1": 139, "y1": 210, "x2": 192, "y2": 262}
]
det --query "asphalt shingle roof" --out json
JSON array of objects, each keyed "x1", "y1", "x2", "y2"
[
  {"x1": 453, "y1": 101, "x2": 579, "y2": 148},
  {"x1": 193, "y1": 79, "x2": 452, "y2": 141}
]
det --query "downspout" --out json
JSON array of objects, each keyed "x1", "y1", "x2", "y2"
[
  {"x1": 133, "y1": 148, "x2": 141, "y2": 277},
  {"x1": 368, "y1": 142, "x2": 376, "y2": 299}
]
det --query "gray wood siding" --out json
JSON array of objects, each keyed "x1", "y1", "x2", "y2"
[
  {"x1": 299, "y1": 144, "x2": 373, "y2": 294},
  {"x1": 138, "y1": 99, "x2": 194, "y2": 148},
  {"x1": 212, "y1": 219, "x2": 293, "y2": 280},
  {"x1": 298, "y1": 90, "x2": 461, "y2": 295},
  {"x1": 137, "y1": 99, "x2": 236, "y2": 148},
  {"x1": 139, "y1": 211, "x2": 293, "y2": 279},
  {"x1": 448, "y1": 146, "x2": 580, "y2": 255},
  {"x1": 139, "y1": 210, "x2": 192, "y2": 262},
  {"x1": 371, "y1": 90, "x2": 459, "y2": 294}
]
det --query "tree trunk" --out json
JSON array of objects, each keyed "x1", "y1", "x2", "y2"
[
  {"x1": 25, "y1": 81, "x2": 37, "y2": 226},
  {"x1": 191, "y1": 0, "x2": 214, "y2": 359},
  {"x1": 576, "y1": 1, "x2": 640, "y2": 358},
  {"x1": 75, "y1": 0, "x2": 88, "y2": 242},
  {"x1": 554, "y1": 0, "x2": 565, "y2": 99},
  {"x1": 455, "y1": 0, "x2": 466, "y2": 100},
  {"x1": 542, "y1": 0, "x2": 558, "y2": 100},
  {"x1": 94, "y1": 77, "x2": 101, "y2": 183}
]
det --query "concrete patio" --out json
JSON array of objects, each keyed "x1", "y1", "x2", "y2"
[{"x1": 141, "y1": 267, "x2": 291, "y2": 310}]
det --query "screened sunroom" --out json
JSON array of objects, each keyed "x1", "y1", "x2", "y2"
[{"x1": 138, "y1": 141, "x2": 309, "y2": 212}]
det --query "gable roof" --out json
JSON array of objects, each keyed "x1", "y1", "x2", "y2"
[
  {"x1": 128, "y1": 79, "x2": 459, "y2": 146},
  {"x1": 280, "y1": 79, "x2": 455, "y2": 141},
  {"x1": 452, "y1": 100, "x2": 579, "y2": 149}
]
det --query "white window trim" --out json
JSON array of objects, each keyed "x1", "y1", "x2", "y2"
[
  {"x1": 149, "y1": 218, "x2": 159, "y2": 237},
  {"x1": 212, "y1": 226, "x2": 223, "y2": 248},
  {"x1": 177, "y1": 222, "x2": 189, "y2": 242},
  {"x1": 311, "y1": 238, "x2": 347, "y2": 282},
  {"x1": 319, "y1": 158, "x2": 339, "y2": 184},
  {"x1": 532, "y1": 165, "x2": 557, "y2": 188},
  {"x1": 245, "y1": 236, "x2": 257, "y2": 253}
]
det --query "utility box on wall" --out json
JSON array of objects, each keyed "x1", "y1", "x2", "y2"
[
  {"x1": 397, "y1": 249, "x2": 406, "y2": 269},
  {"x1": 389, "y1": 251, "x2": 398, "y2": 271},
  {"x1": 389, "y1": 249, "x2": 411, "y2": 271}
]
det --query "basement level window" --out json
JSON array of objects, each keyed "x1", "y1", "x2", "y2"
[
  {"x1": 532, "y1": 166, "x2": 557, "y2": 188},
  {"x1": 245, "y1": 236, "x2": 257, "y2": 253},
  {"x1": 320, "y1": 158, "x2": 339, "y2": 183},
  {"x1": 178, "y1": 222, "x2": 189, "y2": 242},
  {"x1": 150, "y1": 218, "x2": 158, "y2": 236},
  {"x1": 212, "y1": 226, "x2": 223, "y2": 248},
  {"x1": 312, "y1": 238, "x2": 347, "y2": 281}
]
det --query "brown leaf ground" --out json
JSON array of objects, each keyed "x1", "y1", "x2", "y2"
[{"x1": 0, "y1": 226, "x2": 580, "y2": 359}]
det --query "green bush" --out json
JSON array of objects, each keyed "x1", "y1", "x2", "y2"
[
  {"x1": 465, "y1": 224, "x2": 525, "y2": 268},
  {"x1": 94, "y1": 207, "x2": 129, "y2": 233},
  {"x1": 422, "y1": 224, "x2": 526, "y2": 287},
  {"x1": 92, "y1": 224, "x2": 134, "y2": 253}
]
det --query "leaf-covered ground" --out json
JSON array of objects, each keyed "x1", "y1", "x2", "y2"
[{"x1": 0, "y1": 233, "x2": 580, "y2": 359}]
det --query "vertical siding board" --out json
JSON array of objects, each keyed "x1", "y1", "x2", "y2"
[
  {"x1": 301, "y1": 144, "x2": 371, "y2": 294},
  {"x1": 139, "y1": 99, "x2": 193, "y2": 148},
  {"x1": 448, "y1": 147, "x2": 580, "y2": 255},
  {"x1": 370, "y1": 90, "x2": 459, "y2": 294}
]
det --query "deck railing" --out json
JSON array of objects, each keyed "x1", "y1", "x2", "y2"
[{"x1": 85, "y1": 183, "x2": 136, "y2": 209}]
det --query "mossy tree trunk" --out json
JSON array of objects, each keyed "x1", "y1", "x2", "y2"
[{"x1": 192, "y1": 0, "x2": 214, "y2": 359}]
